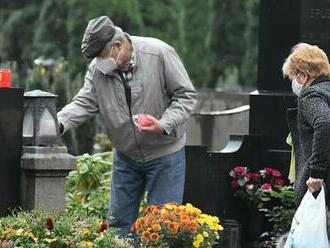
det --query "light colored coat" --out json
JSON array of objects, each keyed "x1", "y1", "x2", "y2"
[{"x1": 58, "y1": 36, "x2": 197, "y2": 162}]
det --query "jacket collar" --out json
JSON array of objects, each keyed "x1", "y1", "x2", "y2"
[{"x1": 310, "y1": 76, "x2": 330, "y2": 86}]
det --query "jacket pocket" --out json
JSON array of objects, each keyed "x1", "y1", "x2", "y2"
[{"x1": 164, "y1": 124, "x2": 185, "y2": 140}]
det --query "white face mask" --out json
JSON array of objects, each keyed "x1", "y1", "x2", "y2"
[
  {"x1": 96, "y1": 46, "x2": 122, "y2": 75},
  {"x1": 291, "y1": 73, "x2": 303, "y2": 96},
  {"x1": 96, "y1": 57, "x2": 118, "y2": 75}
]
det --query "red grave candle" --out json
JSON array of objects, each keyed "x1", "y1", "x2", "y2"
[{"x1": 0, "y1": 69, "x2": 12, "y2": 88}]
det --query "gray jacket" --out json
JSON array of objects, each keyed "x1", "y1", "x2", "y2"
[
  {"x1": 288, "y1": 77, "x2": 330, "y2": 206},
  {"x1": 58, "y1": 36, "x2": 197, "y2": 162}
]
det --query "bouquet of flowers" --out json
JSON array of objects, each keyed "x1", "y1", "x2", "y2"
[
  {"x1": 229, "y1": 165, "x2": 285, "y2": 208},
  {"x1": 131, "y1": 202, "x2": 223, "y2": 248}
]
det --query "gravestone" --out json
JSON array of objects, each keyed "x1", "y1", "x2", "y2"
[
  {"x1": 184, "y1": 0, "x2": 330, "y2": 247},
  {"x1": 0, "y1": 88, "x2": 23, "y2": 216}
]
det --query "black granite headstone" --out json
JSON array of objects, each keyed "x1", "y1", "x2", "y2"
[
  {"x1": 301, "y1": 0, "x2": 330, "y2": 55},
  {"x1": 258, "y1": 0, "x2": 300, "y2": 92},
  {"x1": 0, "y1": 88, "x2": 23, "y2": 216}
]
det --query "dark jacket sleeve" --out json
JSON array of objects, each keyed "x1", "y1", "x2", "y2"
[{"x1": 300, "y1": 90, "x2": 330, "y2": 179}]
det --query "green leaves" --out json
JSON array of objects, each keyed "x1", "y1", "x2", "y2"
[
  {"x1": 260, "y1": 185, "x2": 295, "y2": 243},
  {"x1": 65, "y1": 152, "x2": 112, "y2": 218}
]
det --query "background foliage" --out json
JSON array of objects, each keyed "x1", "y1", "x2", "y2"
[{"x1": 0, "y1": 0, "x2": 259, "y2": 154}]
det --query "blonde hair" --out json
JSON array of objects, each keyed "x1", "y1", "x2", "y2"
[{"x1": 282, "y1": 43, "x2": 330, "y2": 81}]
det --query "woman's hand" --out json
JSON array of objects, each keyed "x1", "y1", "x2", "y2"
[{"x1": 306, "y1": 177, "x2": 323, "y2": 192}]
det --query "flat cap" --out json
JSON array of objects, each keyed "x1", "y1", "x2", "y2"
[{"x1": 81, "y1": 16, "x2": 116, "y2": 58}]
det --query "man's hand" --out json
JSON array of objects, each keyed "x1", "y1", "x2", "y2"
[
  {"x1": 306, "y1": 177, "x2": 323, "y2": 193},
  {"x1": 138, "y1": 115, "x2": 165, "y2": 133}
]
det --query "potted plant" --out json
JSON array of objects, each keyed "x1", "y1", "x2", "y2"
[{"x1": 132, "y1": 202, "x2": 223, "y2": 248}]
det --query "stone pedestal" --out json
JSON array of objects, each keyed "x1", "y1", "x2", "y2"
[{"x1": 20, "y1": 146, "x2": 75, "y2": 212}]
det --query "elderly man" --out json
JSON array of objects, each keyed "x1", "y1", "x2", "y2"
[{"x1": 57, "y1": 16, "x2": 197, "y2": 237}]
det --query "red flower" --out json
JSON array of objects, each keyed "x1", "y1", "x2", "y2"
[
  {"x1": 264, "y1": 167, "x2": 274, "y2": 175},
  {"x1": 46, "y1": 217, "x2": 54, "y2": 231},
  {"x1": 253, "y1": 173, "x2": 261, "y2": 180},
  {"x1": 272, "y1": 169, "x2": 282, "y2": 178},
  {"x1": 246, "y1": 172, "x2": 253, "y2": 180},
  {"x1": 261, "y1": 183, "x2": 272, "y2": 192},
  {"x1": 234, "y1": 166, "x2": 246, "y2": 175},
  {"x1": 247, "y1": 172, "x2": 261, "y2": 181},
  {"x1": 99, "y1": 222, "x2": 109, "y2": 232},
  {"x1": 275, "y1": 178, "x2": 285, "y2": 186},
  {"x1": 230, "y1": 180, "x2": 239, "y2": 189}
]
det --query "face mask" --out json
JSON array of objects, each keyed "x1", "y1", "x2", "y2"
[
  {"x1": 291, "y1": 78, "x2": 303, "y2": 96},
  {"x1": 96, "y1": 47, "x2": 121, "y2": 74},
  {"x1": 96, "y1": 57, "x2": 118, "y2": 74}
]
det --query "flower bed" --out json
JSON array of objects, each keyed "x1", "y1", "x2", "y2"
[
  {"x1": 0, "y1": 210, "x2": 132, "y2": 248},
  {"x1": 132, "y1": 202, "x2": 223, "y2": 248}
]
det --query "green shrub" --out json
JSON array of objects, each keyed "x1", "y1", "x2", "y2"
[{"x1": 65, "y1": 152, "x2": 113, "y2": 218}]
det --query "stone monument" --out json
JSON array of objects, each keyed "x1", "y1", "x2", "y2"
[{"x1": 20, "y1": 90, "x2": 75, "y2": 212}]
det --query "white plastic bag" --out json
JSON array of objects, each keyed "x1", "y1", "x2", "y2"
[{"x1": 285, "y1": 186, "x2": 329, "y2": 248}]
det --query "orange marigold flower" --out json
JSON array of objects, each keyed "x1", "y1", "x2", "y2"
[
  {"x1": 140, "y1": 219, "x2": 146, "y2": 226},
  {"x1": 175, "y1": 208, "x2": 182, "y2": 214},
  {"x1": 152, "y1": 209, "x2": 160, "y2": 216},
  {"x1": 150, "y1": 232, "x2": 160, "y2": 241},
  {"x1": 152, "y1": 223, "x2": 161, "y2": 232},
  {"x1": 162, "y1": 218, "x2": 171, "y2": 224},
  {"x1": 167, "y1": 222, "x2": 179, "y2": 233},
  {"x1": 145, "y1": 217, "x2": 153, "y2": 225},
  {"x1": 181, "y1": 215, "x2": 191, "y2": 223},
  {"x1": 144, "y1": 205, "x2": 160, "y2": 215},
  {"x1": 141, "y1": 231, "x2": 151, "y2": 241}
]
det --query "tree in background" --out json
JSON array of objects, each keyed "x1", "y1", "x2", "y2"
[{"x1": 0, "y1": 0, "x2": 259, "y2": 154}]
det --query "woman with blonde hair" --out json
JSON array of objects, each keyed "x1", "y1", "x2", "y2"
[{"x1": 282, "y1": 43, "x2": 330, "y2": 207}]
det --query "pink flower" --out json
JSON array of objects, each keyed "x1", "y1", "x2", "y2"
[
  {"x1": 230, "y1": 180, "x2": 239, "y2": 189},
  {"x1": 261, "y1": 183, "x2": 272, "y2": 192},
  {"x1": 234, "y1": 166, "x2": 246, "y2": 175},
  {"x1": 275, "y1": 178, "x2": 285, "y2": 186}
]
